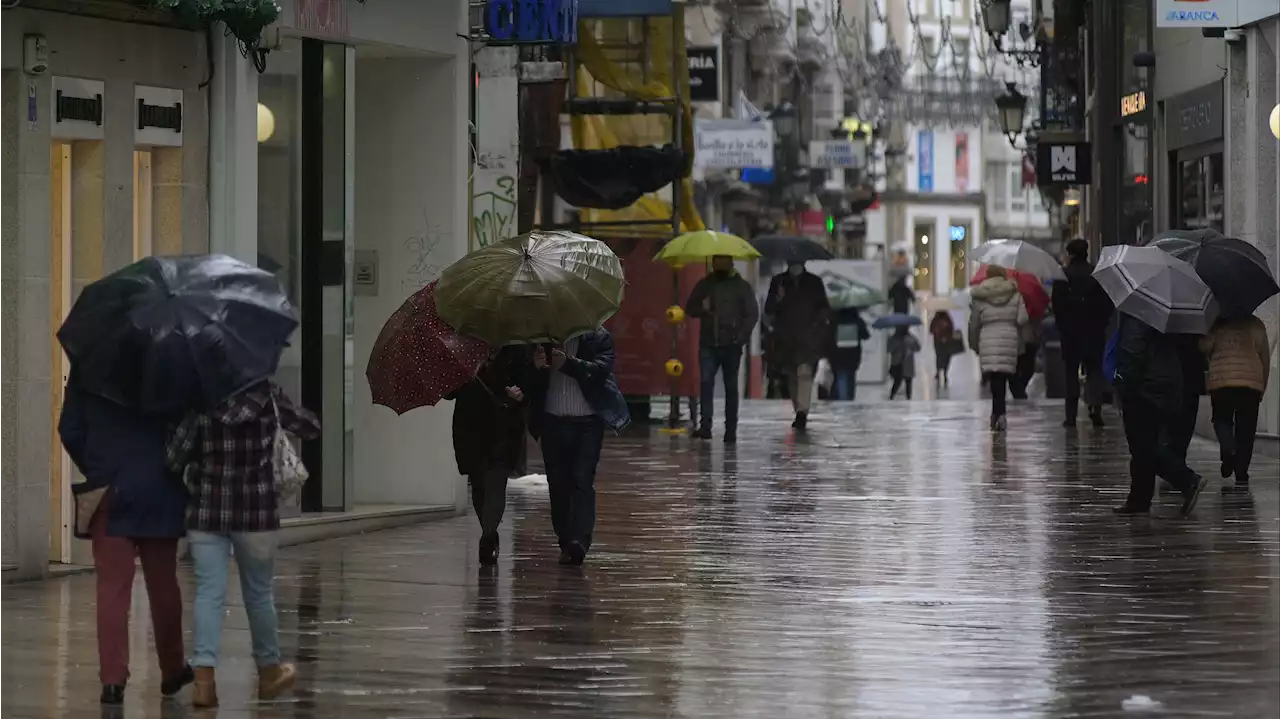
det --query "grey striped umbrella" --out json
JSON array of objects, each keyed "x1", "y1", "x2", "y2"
[{"x1": 1093, "y1": 245, "x2": 1219, "y2": 334}]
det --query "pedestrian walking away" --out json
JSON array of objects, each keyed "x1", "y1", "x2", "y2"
[
  {"x1": 685, "y1": 255, "x2": 759, "y2": 442},
  {"x1": 929, "y1": 311, "x2": 958, "y2": 385},
  {"x1": 446, "y1": 346, "x2": 528, "y2": 565},
  {"x1": 166, "y1": 381, "x2": 320, "y2": 708},
  {"x1": 887, "y1": 327, "x2": 921, "y2": 400},
  {"x1": 764, "y1": 261, "x2": 832, "y2": 430},
  {"x1": 1051, "y1": 239, "x2": 1112, "y2": 427},
  {"x1": 968, "y1": 266, "x2": 1029, "y2": 431},
  {"x1": 1201, "y1": 315, "x2": 1270, "y2": 492},
  {"x1": 58, "y1": 371, "x2": 193, "y2": 706},
  {"x1": 888, "y1": 273, "x2": 916, "y2": 315},
  {"x1": 1111, "y1": 313, "x2": 1208, "y2": 516},
  {"x1": 830, "y1": 307, "x2": 871, "y2": 400},
  {"x1": 525, "y1": 329, "x2": 630, "y2": 566}
]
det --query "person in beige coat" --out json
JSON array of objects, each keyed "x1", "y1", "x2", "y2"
[
  {"x1": 969, "y1": 266, "x2": 1029, "y2": 430},
  {"x1": 1200, "y1": 315, "x2": 1271, "y2": 490}
]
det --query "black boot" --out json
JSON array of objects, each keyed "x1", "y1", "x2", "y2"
[
  {"x1": 692, "y1": 425, "x2": 712, "y2": 440},
  {"x1": 1089, "y1": 407, "x2": 1105, "y2": 428},
  {"x1": 479, "y1": 534, "x2": 499, "y2": 566},
  {"x1": 101, "y1": 685, "x2": 125, "y2": 705},
  {"x1": 792, "y1": 411, "x2": 808, "y2": 430},
  {"x1": 723, "y1": 427, "x2": 737, "y2": 444},
  {"x1": 161, "y1": 664, "x2": 194, "y2": 696}
]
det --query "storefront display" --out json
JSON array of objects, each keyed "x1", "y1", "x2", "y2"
[{"x1": 1164, "y1": 81, "x2": 1225, "y2": 234}]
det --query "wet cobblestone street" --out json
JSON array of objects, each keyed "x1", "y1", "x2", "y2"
[{"x1": 4, "y1": 398, "x2": 1279, "y2": 718}]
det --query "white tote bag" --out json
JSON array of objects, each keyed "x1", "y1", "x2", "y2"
[
  {"x1": 270, "y1": 397, "x2": 309, "y2": 501},
  {"x1": 815, "y1": 358, "x2": 835, "y2": 391}
]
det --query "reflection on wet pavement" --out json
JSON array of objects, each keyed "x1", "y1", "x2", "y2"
[{"x1": 3, "y1": 399, "x2": 1278, "y2": 718}]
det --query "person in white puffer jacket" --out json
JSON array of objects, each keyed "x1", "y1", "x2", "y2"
[{"x1": 968, "y1": 265, "x2": 1029, "y2": 430}]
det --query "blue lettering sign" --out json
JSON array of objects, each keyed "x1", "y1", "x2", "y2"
[
  {"x1": 485, "y1": 0, "x2": 578, "y2": 44},
  {"x1": 1165, "y1": 10, "x2": 1219, "y2": 21}
]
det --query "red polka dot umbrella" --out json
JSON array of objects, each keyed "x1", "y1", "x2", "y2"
[{"x1": 366, "y1": 280, "x2": 489, "y2": 415}]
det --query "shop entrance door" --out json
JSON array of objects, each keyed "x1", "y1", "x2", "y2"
[{"x1": 49, "y1": 142, "x2": 74, "y2": 564}]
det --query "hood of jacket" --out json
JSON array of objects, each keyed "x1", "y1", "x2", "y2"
[{"x1": 970, "y1": 277, "x2": 1020, "y2": 305}]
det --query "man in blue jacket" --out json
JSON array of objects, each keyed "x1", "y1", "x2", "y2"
[{"x1": 525, "y1": 328, "x2": 630, "y2": 565}]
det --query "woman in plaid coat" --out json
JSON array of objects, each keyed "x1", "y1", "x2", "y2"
[{"x1": 166, "y1": 380, "x2": 319, "y2": 708}]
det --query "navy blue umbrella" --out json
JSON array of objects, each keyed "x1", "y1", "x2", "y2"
[
  {"x1": 57, "y1": 254, "x2": 297, "y2": 413},
  {"x1": 872, "y1": 313, "x2": 923, "y2": 329}
]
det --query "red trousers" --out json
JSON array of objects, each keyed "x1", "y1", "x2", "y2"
[{"x1": 90, "y1": 509, "x2": 186, "y2": 686}]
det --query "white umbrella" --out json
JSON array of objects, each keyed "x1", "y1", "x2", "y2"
[
  {"x1": 1093, "y1": 244, "x2": 1219, "y2": 334},
  {"x1": 970, "y1": 239, "x2": 1067, "y2": 281}
]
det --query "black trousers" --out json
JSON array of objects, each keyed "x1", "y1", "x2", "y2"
[
  {"x1": 541, "y1": 416, "x2": 604, "y2": 552},
  {"x1": 1162, "y1": 392, "x2": 1200, "y2": 466},
  {"x1": 1010, "y1": 344, "x2": 1038, "y2": 399},
  {"x1": 987, "y1": 372, "x2": 1011, "y2": 418},
  {"x1": 889, "y1": 366, "x2": 913, "y2": 399},
  {"x1": 1121, "y1": 395, "x2": 1200, "y2": 509},
  {"x1": 1062, "y1": 346, "x2": 1103, "y2": 422},
  {"x1": 699, "y1": 345, "x2": 743, "y2": 430},
  {"x1": 1211, "y1": 387, "x2": 1262, "y2": 483},
  {"x1": 469, "y1": 465, "x2": 510, "y2": 539}
]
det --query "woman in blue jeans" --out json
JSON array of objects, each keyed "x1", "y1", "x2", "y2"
[{"x1": 166, "y1": 381, "x2": 319, "y2": 708}]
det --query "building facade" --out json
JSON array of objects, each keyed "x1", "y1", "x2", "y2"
[{"x1": 2, "y1": 0, "x2": 473, "y2": 580}]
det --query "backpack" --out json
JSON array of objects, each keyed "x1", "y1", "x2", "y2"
[{"x1": 1102, "y1": 326, "x2": 1120, "y2": 384}]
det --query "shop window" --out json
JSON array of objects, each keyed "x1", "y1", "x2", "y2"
[
  {"x1": 949, "y1": 222, "x2": 969, "y2": 290},
  {"x1": 913, "y1": 220, "x2": 934, "y2": 289},
  {"x1": 986, "y1": 162, "x2": 1007, "y2": 212},
  {"x1": 1174, "y1": 151, "x2": 1225, "y2": 233}
]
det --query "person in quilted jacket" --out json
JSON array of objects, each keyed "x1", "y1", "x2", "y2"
[
  {"x1": 1201, "y1": 315, "x2": 1271, "y2": 491},
  {"x1": 968, "y1": 266, "x2": 1029, "y2": 431}
]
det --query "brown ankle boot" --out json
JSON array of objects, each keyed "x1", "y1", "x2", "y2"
[
  {"x1": 191, "y1": 667, "x2": 218, "y2": 708},
  {"x1": 258, "y1": 663, "x2": 297, "y2": 700}
]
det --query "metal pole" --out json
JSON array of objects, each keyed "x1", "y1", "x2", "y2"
[{"x1": 668, "y1": 8, "x2": 684, "y2": 433}]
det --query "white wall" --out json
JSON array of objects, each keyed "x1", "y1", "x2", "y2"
[{"x1": 353, "y1": 55, "x2": 469, "y2": 509}]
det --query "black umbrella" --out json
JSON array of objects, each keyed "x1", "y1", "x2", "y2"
[
  {"x1": 57, "y1": 254, "x2": 298, "y2": 413},
  {"x1": 750, "y1": 234, "x2": 835, "y2": 263},
  {"x1": 1150, "y1": 232, "x2": 1279, "y2": 318}
]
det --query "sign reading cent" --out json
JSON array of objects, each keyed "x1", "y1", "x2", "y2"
[{"x1": 485, "y1": 0, "x2": 579, "y2": 44}]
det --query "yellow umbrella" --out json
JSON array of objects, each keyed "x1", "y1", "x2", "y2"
[{"x1": 654, "y1": 230, "x2": 761, "y2": 266}]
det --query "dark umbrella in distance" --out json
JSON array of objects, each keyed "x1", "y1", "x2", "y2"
[
  {"x1": 1150, "y1": 231, "x2": 1278, "y2": 318},
  {"x1": 872, "y1": 313, "x2": 923, "y2": 329},
  {"x1": 750, "y1": 234, "x2": 835, "y2": 263},
  {"x1": 57, "y1": 254, "x2": 297, "y2": 414}
]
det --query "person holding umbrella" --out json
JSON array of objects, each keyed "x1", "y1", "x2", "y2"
[
  {"x1": 968, "y1": 266, "x2": 1029, "y2": 431},
  {"x1": 1051, "y1": 239, "x2": 1112, "y2": 427},
  {"x1": 764, "y1": 261, "x2": 832, "y2": 430},
  {"x1": 887, "y1": 326, "x2": 922, "y2": 399},
  {"x1": 685, "y1": 255, "x2": 760, "y2": 443}
]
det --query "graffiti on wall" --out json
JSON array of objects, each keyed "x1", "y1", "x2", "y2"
[
  {"x1": 401, "y1": 212, "x2": 448, "y2": 296},
  {"x1": 472, "y1": 172, "x2": 517, "y2": 249}
]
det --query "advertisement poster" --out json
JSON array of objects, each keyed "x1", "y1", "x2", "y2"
[
  {"x1": 917, "y1": 130, "x2": 934, "y2": 192},
  {"x1": 806, "y1": 260, "x2": 887, "y2": 384},
  {"x1": 955, "y1": 131, "x2": 969, "y2": 193}
]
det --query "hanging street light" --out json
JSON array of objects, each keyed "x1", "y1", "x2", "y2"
[
  {"x1": 995, "y1": 83, "x2": 1027, "y2": 148},
  {"x1": 983, "y1": 0, "x2": 1011, "y2": 39},
  {"x1": 770, "y1": 101, "x2": 798, "y2": 140}
]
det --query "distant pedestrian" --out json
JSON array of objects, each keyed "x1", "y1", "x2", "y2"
[
  {"x1": 166, "y1": 380, "x2": 320, "y2": 708},
  {"x1": 686, "y1": 255, "x2": 760, "y2": 443},
  {"x1": 888, "y1": 274, "x2": 916, "y2": 315},
  {"x1": 968, "y1": 266, "x2": 1028, "y2": 431},
  {"x1": 1051, "y1": 239, "x2": 1112, "y2": 427},
  {"x1": 765, "y1": 261, "x2": 832, "y2": 430},
  {"x1": 446, "y1": 346, "x2": 527, "y2": 565},
  {"x1": 829, "y1": 307, "x2": 871, "y2": 400},
  {"x1": 887, "y1": 327, "x2": 921, "y2": 400},
  {"x1": 1201, "y1": 315, "x2": 1270, "y2": 491},
  {"x1": 58, "y1": 372, "x2": 193, "y2": 706},
  {"x1": 526, "y1": 329, "x2": 630, "y2": 566},
  {"x1": 929, "y1": 311, "x2": 957, "y2": 385},
  {"x1": 1112, "y1": 313, "x2": 1208, "y2": 515}
]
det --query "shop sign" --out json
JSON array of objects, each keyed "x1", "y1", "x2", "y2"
[
  {"x1": 1121, "y1": 90, "x2": 1147, "y2": 118},
  {"x1": 1156, "y1": 0, "x2": 1279, "y2": 27},
  {"x1": 796, "y1": 210, "x2": 827, "y2": 237},
  {"x1": 135, "y1": 86, "x2": 183, "y2": 148},
  {"x1": 485, "y1": 0, "x2": 579, "y2": 44},
  {"x1": 917, "y1": 130, "x2": 933, "y2": 192},
  {"x1": 693, "y1": 119, "x2": 774, "y2": 169},
  {"x1": 51, "y1": 76, "x2": 104, "y2": 141},
  {"x1": 687, "y1": 46, "x2": 719, "y2": 103},
  {"x1": 808, "y1": 139, "x2": 866, "y2": 169},
  {"x1": 1035, "y1": 141, "x2": 1093, "y2": 185},
  {"x1": 1165, "y1": 81, "x2": 1223, "y2": 150}
]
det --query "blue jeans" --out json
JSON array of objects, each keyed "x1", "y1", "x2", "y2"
[
  {"x1": 699, "y1": 345, "x2": 743, "y2": 429},
  {"x1": 540, "y1": 416, "x2": 604, "y2": 551},
  {"x1": 188, "y1": 530, "x2": 281, "y2": 668},
  {"x1": 833, "y1": 368, "x2": 856, "y2": 400}
]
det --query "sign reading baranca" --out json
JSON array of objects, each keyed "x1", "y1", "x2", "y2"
[{"x1": 485, "y1": 0, "x2": 579, "y2": 44}]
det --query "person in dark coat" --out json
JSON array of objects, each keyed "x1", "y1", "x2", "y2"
[
  {"x1": 928, "y1": 311, "x2": 958, "y2": 385},
  {"x1": 524, "y1": 328, "x2": 630, "y2": 566},
  {"x1": 888, "y1": 274, "x2": 916, "y2": 315},
  {"x1": 58, "y1": 373, "x2": 193, "y2": 706},
  {"x1": 827, "y1": 307, "x2": 870, "y2": 400},
  {"x1": 1051, "y1": 239, "x2": 1113, "y2": 427},
  {"x1": 446, "y1": 346, "x2": 528, "y2": 565},
  {"x1": 1112, "y1": 313, "x2": 1208, "y2": 515},
  {"x1": 686, "y1": 256, "x2": 760, "y2": 442},
  {"x1": 764, "y1": 261, "x2": 831, "y2": 430}
]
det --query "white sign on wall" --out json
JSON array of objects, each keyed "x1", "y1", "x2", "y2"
[
  {"x1": 1156, "y1": 0, "x2": 1280, "y2": 27},
  {"x1": 51, "y1": 76, "x2": 104, "y2": 141},
  {"x1": 135, "y1": 85, "x2": 184, "y2": 147},
  {"x1": 808, "y1": 139, "x2": 866, "y2": 169},
  {"x1": 693, "y1": 119, "x2": 774, "y2": 169}
]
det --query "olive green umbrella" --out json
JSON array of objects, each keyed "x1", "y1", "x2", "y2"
[{"x1": 435, "y1": 231, "x2": 625, "y2": 345}]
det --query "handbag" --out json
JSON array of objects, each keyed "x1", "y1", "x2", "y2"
[
  {"x1": 815, "y1": 358, "x2": 835, "y2": 391},
  {"x1": 270, "y1": 397, "x2": 310, "y2": 501}
]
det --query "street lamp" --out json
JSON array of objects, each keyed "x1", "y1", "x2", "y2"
[
  {"x1": 995, "y1": 83, "x2": 1027, "y2": 148},
  {"x1": 770, "y1": 101, "x2": 798, "y2": 140},
  {"x1": 983, "y1": 0, "x2": 1011, "y2": 38}
]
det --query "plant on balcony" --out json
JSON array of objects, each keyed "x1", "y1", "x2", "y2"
[{"x1": 145, "y1": 0, "x2": 281, "y2": 70}]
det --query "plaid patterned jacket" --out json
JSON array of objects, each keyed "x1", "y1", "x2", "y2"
[{"x1": 166, "y1": 383, "x2": 320, "y2": 533}]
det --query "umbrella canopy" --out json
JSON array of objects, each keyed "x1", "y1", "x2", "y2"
[
  {"x1": 970, "y1": 239, "x2": 1066, "y2": 281},
  {"x1": 56, "y1": 254, "x2": 297, "y2": 413},
  {"x1": 970, "y1": 265, "x2": 1050, "y2": 319},
  {"x1": 750, "y1": 234, "x2": 835, "y2": 263},
  {"x1": 654, "y1": 230, "x2": 761, "y2": 266},
  {"x1": 1150, "y1": 232, "x2": 1278, "y2": 318},
  {"x1": 1093, "y1": 245, "x2": 1219, "y2": 334},
  {"x1": 872, "y1": 313, "x2": 923, "y2": 329},
  {"x1": 435, "y1": 231, "x2": 626, "y2": 345},
  {"x1": 366, "y1": 281, "x2": 490, "y2": 415}
]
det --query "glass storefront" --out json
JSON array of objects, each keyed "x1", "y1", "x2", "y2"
[
  {"x1": 1173, "y1": 150, "x2": 1225, "y2": 233},
  {"x1": 257, "y1": 38, "x2": 355, "y2": 514}
]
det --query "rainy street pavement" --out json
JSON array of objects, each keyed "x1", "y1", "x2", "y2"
[{"x1": 4, "y1": 398, "x2": 1279, "y2": 718}]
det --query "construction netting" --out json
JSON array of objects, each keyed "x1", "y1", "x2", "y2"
[{"x1": 571, "y1": 7, "x2": 705, "y2": 238}]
